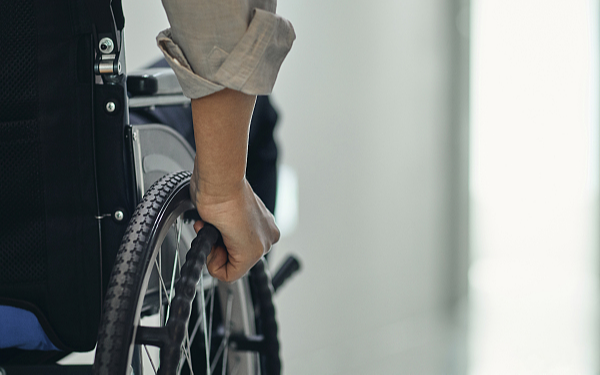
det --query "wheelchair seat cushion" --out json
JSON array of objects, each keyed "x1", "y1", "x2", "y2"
[{"x1": 0, "y1": 305, "x2": 59, "y2": 351}]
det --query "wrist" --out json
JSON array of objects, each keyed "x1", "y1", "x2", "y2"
[{"x1": 190, "y1": 172, "x2": 248, "y2": 207}]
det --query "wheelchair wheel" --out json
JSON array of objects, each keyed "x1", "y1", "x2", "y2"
[{"x1": 94, "y1": 171, "x2": 280, "y2": 374}]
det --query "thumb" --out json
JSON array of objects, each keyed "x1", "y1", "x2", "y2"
[{"x1": 193, "y1": 220, "x2": 205, "y2": 233}]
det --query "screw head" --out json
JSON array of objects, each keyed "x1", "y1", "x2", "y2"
[
  {"x1": 106, "y1": 101, "x2": 116, "y2": 113},
  {"x1": 114, "y1": 210, "x2": 124, "y2": 221},
  {"x1": 99, "y1": 37, "x2": 114, "y2": 54}
]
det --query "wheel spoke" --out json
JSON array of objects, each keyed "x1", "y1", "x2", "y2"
[
  {"x1": 158, "y1": 247, "x2": 163, "y2": 324},
  {"x1": 188, "y1": 307, "x2": 203, "y2": 345},
  {"x1": 177, "y1": 347, "x2": 186, "y2": 375},
  {"x1": 229, "y1": 358, "x2": 240, "y2": 375},
  {"x1": 189, "y1": 289, "x2": 214, "y2": 344},
  {"x1": 154, "y1": 258, "x2": 171, "y2": 309},
  {"x1": 208, "y1": 277, "x2": 216, "y2": 351},
  {"x1": 209, "y1": 341, "x2": 226, "y2": 374},
  {"x1": 143, "y1": 345, "x2": 158, "y2": 374},
  {"x1": 166, "y1": 219, "x2": 182, "y2": 321},
  {"x1": 221, "y1": 289, "x2": 234, "y2": 375},
  {"x1": 175, "y1": 217, "x2": 183, "y2": 253},
  {"x1": 200, "y1": 266, "x2": 211, "y2": 375},
  {"x1": 165, "y1": 249, "x2": 178, "y2": 321},
  {"x1": 183, "y1": 331, "x2": 195, "y2": 375}
]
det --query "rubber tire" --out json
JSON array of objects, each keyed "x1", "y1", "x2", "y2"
[{"x1": 93, "y1": 171, "x2": 281, "y2": 374}]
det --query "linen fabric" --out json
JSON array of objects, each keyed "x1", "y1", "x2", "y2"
[{"x1": 158, "y1": 0, "x2": 295, "y2": 99}]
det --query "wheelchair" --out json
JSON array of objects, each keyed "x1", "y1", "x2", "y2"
[{"x1": 0, "y1": 0, "x2": 299, "y2": 373}]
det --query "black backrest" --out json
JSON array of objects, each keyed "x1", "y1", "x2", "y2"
[{"x1": 0, "y1": 0, "x2": 131, "y2": 352}]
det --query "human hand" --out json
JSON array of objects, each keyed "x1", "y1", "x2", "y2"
[{"x1": 190, "y1": 176, "x2": 280, "y2": 283}]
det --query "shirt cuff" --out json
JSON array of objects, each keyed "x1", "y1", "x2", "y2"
[{"x1": 157, "y1": 8, "x2": 295, "y2": 99}]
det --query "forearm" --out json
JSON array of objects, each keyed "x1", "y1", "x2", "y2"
[
  {"x1": 190, "y1": 88, "x2": 257, "y2": 203},
  {"x1": 189, "y1": 89, "x2": 279, "y2": 282},
  {"x1": 157, "y1": 0, "x2": 292, "y2": 282}
]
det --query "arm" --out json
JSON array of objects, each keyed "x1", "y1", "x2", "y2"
[
  {"x1": 157, "y1": 0, "x2": 295, "y2": 282},
  {"x1": 190, "y1": 89, "x2": 279, "y2": 282}
]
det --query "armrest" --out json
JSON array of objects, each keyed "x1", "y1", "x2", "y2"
[
  {"x1": 127, "y1": 68, "x2": 182, "y2": 96},
  {"x1": 127, "y1": 68, "x2": 190, "y2": 108}
]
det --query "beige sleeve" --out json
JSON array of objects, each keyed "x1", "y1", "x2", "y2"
[{"x1": 157, "y1": 0, "x2": 295, "y2": 99}]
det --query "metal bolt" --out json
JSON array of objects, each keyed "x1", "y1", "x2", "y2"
[
  {"x1": 114, "y1": 210, "x2": 124, "y2": 221},
  {"x1": 106, "y1": 101, "x2": 116, "y2": 113},
  {"x1": 99, "y1": 37, "x2": 114, "y2": 54}
]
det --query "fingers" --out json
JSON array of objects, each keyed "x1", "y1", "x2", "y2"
[
  {"x1": 206, "y1": 244, "x2": 262, "y2": 283},
  {"x1": 194, "y1": 219, "x2": 237, "y2": 282},
  {"x1": 194, "y1": 220, "x2": 233, "y2": 281},
  {"x1": 206, "y1": 245, "x2": 240, "y2": 283},
  {"x1": 190, "y1": 181, "x2": 280, "y2": 283},
  {"x1": 193, "y1": 220, "x2": 233, "y2": 281},
  {"x1": 193, "y1": 220, "x2": 204, "y2": 233}
]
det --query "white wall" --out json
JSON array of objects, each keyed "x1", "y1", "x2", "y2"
[
  {"x1": 122, "y1": 1, "x2": 469, "y2": 373},
  {"x1": 269, "y1": 1, "x2": 469, "y2": 373},
  {"x1": 122, "y1": 0, "x2": 170, "y2": 71}
]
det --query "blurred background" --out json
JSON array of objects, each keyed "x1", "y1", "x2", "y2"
[{"x1": 121, "y1": 0, "x2": 600, "y2": 373}]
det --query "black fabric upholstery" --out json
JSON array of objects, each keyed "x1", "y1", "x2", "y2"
[
  {"x1": 0, "y1": 0, "x2": 46, "y2": 290},
  {"x1": 0, "y1": 0, "x2": 103, "y2": 352}
]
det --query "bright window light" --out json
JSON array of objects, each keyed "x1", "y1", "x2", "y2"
[{"x1": 470, "y1": 0, "x2": 599, "y2": 374}]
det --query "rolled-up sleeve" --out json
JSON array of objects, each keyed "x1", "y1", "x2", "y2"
[{"x1": 157, "y1": 0, "x2": 295, "y2": 99}]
